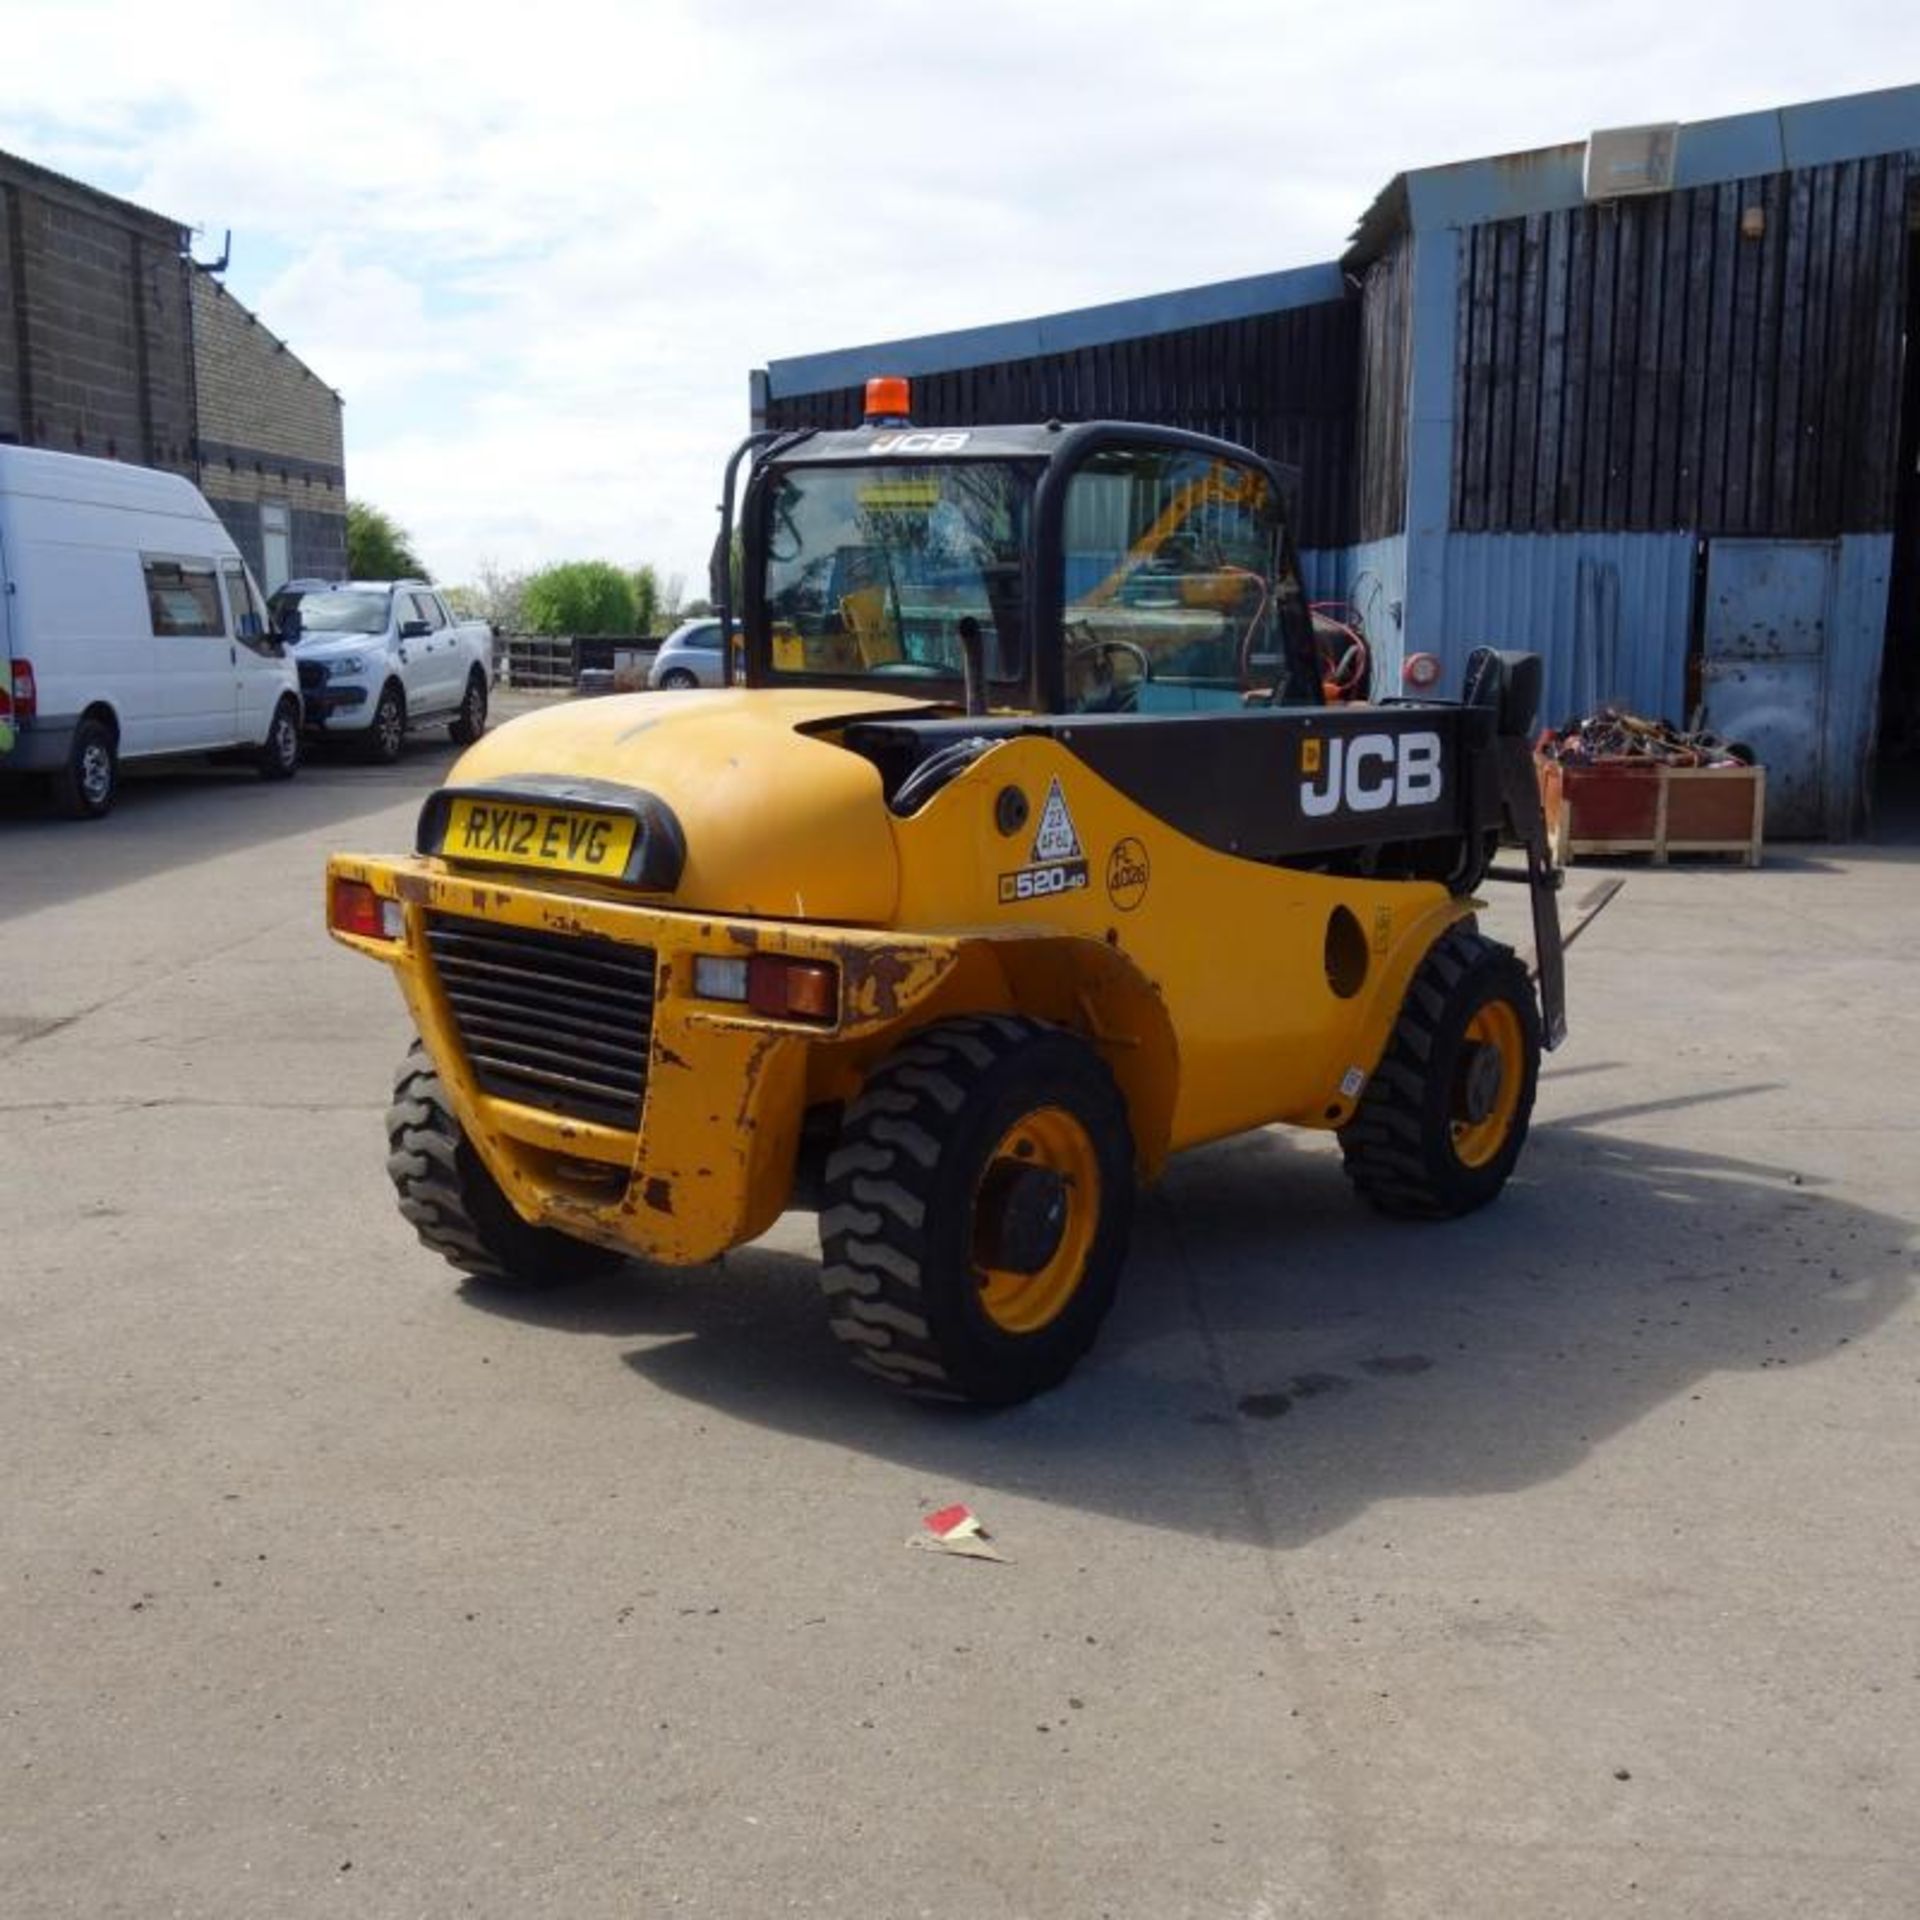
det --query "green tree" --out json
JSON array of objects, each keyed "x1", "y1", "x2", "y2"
[
  {"x1": 521, "y1": 560, "x2": 639, "y2": 636},
  {"x1": 631, "y1": 563, "x2": 662, "y2": 637},
  {"x1": 347, "y1": 500, "x2": 428, "y2": 580},
  {"x1": 475, "y1": 560, "x2": 529, "y2": 634}
]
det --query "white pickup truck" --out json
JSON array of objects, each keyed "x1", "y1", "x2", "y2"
[{"x1": 283, "y1": 580, "x2": 492, "y2": 762}]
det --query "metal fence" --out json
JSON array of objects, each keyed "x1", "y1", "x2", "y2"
[{"x1": 499, "y1": 633, "x2": 660, "y2": 689}]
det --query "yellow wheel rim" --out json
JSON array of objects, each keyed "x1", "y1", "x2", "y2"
[
  {"x1": 1452, "y1": 1001, "x2": 1525, "y2": 1169},
  {"x1": 973, "y1": 1106, "x2": 1101, "y2": 1334}
]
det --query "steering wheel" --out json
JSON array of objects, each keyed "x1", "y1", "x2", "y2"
[
  {"x1": 1066, "y1": 634, "x2": 1150, "y2": 714},
  {"x1": 1068, "y1": 636, "x2": 1152, "y2": 680}
]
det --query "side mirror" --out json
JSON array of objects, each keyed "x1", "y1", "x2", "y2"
[
  {"x1": 275, "y1": 606, "x2": 300, "y2": 643},
  {"x1": 399, "y1": 618, "x2": 431, "y2": 640}
]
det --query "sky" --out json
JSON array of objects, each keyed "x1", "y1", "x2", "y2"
[{"x1": 2, "y1": 1, "x2": 1918, "y2": 594}]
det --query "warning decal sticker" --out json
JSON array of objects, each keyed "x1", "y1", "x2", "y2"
[
  {"x1": 1029, "y1": 778, "x2": 1083, "y2": 863},
  {"x1": 998, "y1": 777, "x2": 1090, "y2": 906}
]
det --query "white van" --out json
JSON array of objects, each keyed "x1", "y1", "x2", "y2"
[{"x1": 0, "y1": 446, "x2": 303, "y2": 818}]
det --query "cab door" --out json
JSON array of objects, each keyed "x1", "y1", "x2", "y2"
[
  {"x1": 222, "y1": 561, "x2": 283, "y2": 743},
  {"x1": 143, "y1": 555, "x2": 233, "y2": 749},
  {"x1": 387, "y1": 587, "x2": 439, "y2": 718},
  {"x1": 1048, "y1": 435, "x2": 1314, "y2": 714}
]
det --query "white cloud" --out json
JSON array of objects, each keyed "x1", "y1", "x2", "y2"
[{"x1": 3, "y1": 0, "x2": 1918, "y2": 585}]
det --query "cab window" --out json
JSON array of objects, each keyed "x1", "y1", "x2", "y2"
[
  {"x1": 144, "y1": 559, "x2": 226, "y2": 638},
  {"x1": 223, "y1": 564, "x2": 270, "y2": 647},
  {"x1": 409, "y1": 591, "x2": 445, "y2": 631},
  {"x1": 1058, "y1": 448, "x2": 1282, "y2": 713}
]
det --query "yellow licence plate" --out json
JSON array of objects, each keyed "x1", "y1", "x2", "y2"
[{"x1": 443, "y1": 798, "x2": 637, "y2": 877}]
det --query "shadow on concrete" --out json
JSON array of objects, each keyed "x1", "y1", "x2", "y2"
[
  {"x1": 466, "y1": 1100, "x2": 1913, "y2": 1550},
  {"x1": 0, "y1": 736, "x2": 462, "y2": 924}
]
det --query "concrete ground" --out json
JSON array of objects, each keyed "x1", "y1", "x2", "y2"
[{"x1": 3, "y1": 705, "x2": 1916, "y2": 1920}]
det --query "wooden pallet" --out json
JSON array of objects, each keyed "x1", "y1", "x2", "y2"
[{"x1": 1539, "y1": 759, "x2": 1766, "y2": 868}]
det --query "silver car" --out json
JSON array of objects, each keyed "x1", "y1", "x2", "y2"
[{"x1": 648, "y1": 618, "x2": 738, "y2": 690}]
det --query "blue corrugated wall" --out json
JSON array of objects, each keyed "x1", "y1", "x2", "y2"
[
  {"x1": 1302, "y1": 537, "x2": 1410, "y2": 698},
  {"x1": 1828, "y1": 536, "x2": 1896, "y2": 837},
  {"x1": 1436, "y1": 533, "x2": 1697, "y2": 727}
]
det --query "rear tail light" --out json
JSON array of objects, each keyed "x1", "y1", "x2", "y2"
[
  {"x1": 748, "y1": 955, "x2": 838, "y2": 1022},
  {"x1": 329, "y1": 876, "x2": 404, "y2": 941},
  {"x1": 4, "y1": 659, "x2": 36, "y2": 720}
]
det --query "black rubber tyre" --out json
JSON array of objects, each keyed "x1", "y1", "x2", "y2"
[
  {"x1": 255, "y1": 697, "x2": 302, "y2": 780},
  {"x1": 363, "y1": 681, "x2": 406, "y2": 764},
  {"x1": 449, "y1": 670, "x2": 488, "y2": 744},
  {"x1": 386, "y1": 1042, "x2": 625, "y2": 1288},
  {"x1": 53, "y1": 713, "x2": 118, "y2": 819},
  {"x1": 1338, "y1": 927, "x2": 1541, "y2": 1219},
  {"x1": 818, "y1": 1015, "x2": 1134, "y2": 1404},
  {"x1": 658, "y1": 668, "x2": 699, "y2": 690}
]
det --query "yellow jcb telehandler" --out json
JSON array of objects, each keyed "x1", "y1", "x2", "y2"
[{"x1": 327, "y1": 378, "x2": 1571, "y2": 1403}]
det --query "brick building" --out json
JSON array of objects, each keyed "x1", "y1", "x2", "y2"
[
  {"x1": 0, "y1": 147, "x2": 345, "y2": 590},
  {"x1": 192, "y1": 270, "x2": 347, "y2": 588},
  {"x1": 0, "y1": 151, "x2": 196, "y2": 472}
]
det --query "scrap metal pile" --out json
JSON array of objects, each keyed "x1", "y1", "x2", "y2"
[{"x1": 1538, "y1": 707, "x2": 1752, "y2": 768}]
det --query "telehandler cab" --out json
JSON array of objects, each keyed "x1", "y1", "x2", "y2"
[{"x1": 328, "y1": 378, "x2": 1569, "y2": 1403}]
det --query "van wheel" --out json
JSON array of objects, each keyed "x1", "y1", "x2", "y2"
[
  {"x1": 449, "y1": 671, "x2": 488, "y2": 744},
  {"x1": 364, "y1": 682, "x2": 406, "y2": 763},
  {"x1": 53, "y1": 715, "x2": 118, "y2": 819},
  {"x1": 256, "y1": 698, "x2": 302, "y2": 780},
  {"x1": 818, "y1": 1016, "x2": 1135, "y2": 1404},
  {"x1": 386, "y1": 1042, "x2": 626, "y2": 1288}
]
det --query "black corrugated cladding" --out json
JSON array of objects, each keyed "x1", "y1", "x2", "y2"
[
  {"x1": 1451, "y1": 151, "x2": 1920, "y2": 536},
  {"x1": 762, "y1": 302, "x2": 1364, "y2": 549},
  {"x1": 1353, "y1": 234, "x2": 1413, "y2": 541}
]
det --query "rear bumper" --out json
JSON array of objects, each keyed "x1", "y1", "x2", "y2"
[
  {"x1": 328, "y1": 853, "x2": 968, "y2": 1264},
  {"x1": 0, "y1": 716, "x2": 77, "y2": 774}
]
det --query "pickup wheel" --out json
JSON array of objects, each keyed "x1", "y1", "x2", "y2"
[
  {"x1": 386, "y1": 1042, "x2": 625, "y2": 1288},
  {"x1": 449, "y1": 670, "x2": 488, "y2": 745},
  {"x1": 363, "y1": 681, "x2": 406, "y2": 764},
  {"x1": 255, "y1": 697, "x2": 302, "y2": 780},
  {"x1": 1338, "y1": 927, "x2": 1541, "y2": 1218},
  {"x1": 818, "y1": 1016, "x2": 1135, "y2": 1404}
]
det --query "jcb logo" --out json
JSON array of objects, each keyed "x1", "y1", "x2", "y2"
[
  {"x1": 1300, "y1": 731, "x2": 1445, "y2": 817},
  {"x1": 870, "y1": 430, "x2": 971, "y2": 455}
]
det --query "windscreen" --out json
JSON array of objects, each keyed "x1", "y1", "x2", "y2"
[
  {"x1": 293, "y1": 590, "x2": 390, "y2": 636},
  {"x1": 761, "y1": 462, "x2": 1030, "y2": 685}
]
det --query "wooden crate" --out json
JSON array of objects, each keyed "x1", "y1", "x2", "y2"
[{"x1": 1543, "y1": 759, "x2": 1765, "y2": 867}]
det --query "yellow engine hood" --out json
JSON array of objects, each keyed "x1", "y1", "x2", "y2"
[{"x1": 443, "y1": 688, "x2": 930, "y2": 923}]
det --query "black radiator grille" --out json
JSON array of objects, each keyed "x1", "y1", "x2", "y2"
[{"x1": 424, "y1": 913, "x2": 656, "y2": 1129}]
